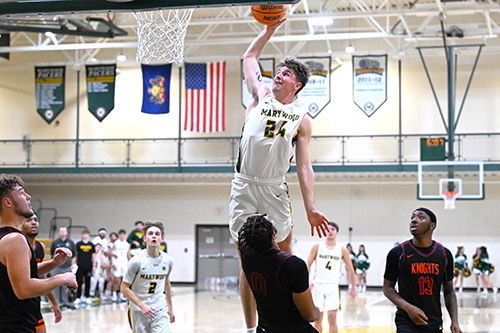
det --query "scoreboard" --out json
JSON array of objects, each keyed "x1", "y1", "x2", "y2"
[{"x1": 420, "y1": 137, "x2": 446, "y2": 161}]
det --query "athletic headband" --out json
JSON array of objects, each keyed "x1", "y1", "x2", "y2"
[
  {"x1": 98, "y1": 229, "x2": 106, "y2": 234},
  {"x1": 414, "y1": 207, "x2": 437, "y2": 224}
]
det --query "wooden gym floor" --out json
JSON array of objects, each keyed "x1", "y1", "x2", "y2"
[{"x1": 43, "y1": 286, "x2": 500, "y2": 333}]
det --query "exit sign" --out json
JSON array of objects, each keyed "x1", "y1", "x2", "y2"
[{"x1": 420, "y1": 138, "x2": 446, "y2": 161}]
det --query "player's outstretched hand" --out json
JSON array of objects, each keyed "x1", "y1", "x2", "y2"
[
  {"x1": 140, "y1": 304, "x2": 156, "y2": 319},
  {"x1": 52, "y1": 248, "x2": 72, "y2": 266},
  {"x1": 406, "y1": 304, "x2": 428, "y2": 325},
  {"x1": 53, "y1": 305, "x2": 62, "y2": 323},
  {"x1": 308, "y1": 210, "x2": 329, "y2": 238},
  {"x1": 62, "y1": 272, "x2": 78, "y2": 290},
  {"x1": 169, "y1": 311, "x2": 175, "y2": 323},
  {"x1": 265, "y1": 17, "x2": 286, "y2": 31}
]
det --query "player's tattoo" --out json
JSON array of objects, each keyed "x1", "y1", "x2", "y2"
[{"x1": 256, "y1": 72, "x2": 262, "y2": 82}]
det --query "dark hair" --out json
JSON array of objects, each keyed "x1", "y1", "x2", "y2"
[
  {"x1": 110, "y1": 232, "x2": 118, "y2": 238},
  {"x1": 328, "y1": 221, "x2": 339, "y2": 232},
  {"x1": 82, "y1": 229, "x2": 90, "y2": 234},
  {"x1": 135, "y1": 220, "x2": 144, "y2": 226},
  {"x1": 480, "y1": 246, "x2": 488, "y2": 256},
  {"x1": 0, "y1": 174, "x2": 25, "y2": 214},
  {"x1": 238, "y1": 214, "x2": 277, "y2": 257},
  {"x1": 118, "y1": 229, "x2": 126, "y2": 234},
  {"x1": 143, "y1": 220, "x2": 164, "y2": 237},
  {"x1": 277, "y1": 56, "x2": 311, "y2": 95},
  {"x1": 456, "y1": 246, "x2": 464, "y2": 256}
]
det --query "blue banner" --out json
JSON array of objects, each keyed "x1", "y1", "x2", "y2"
[{"x1": 141, "y1": 63, "x2": 171, "y2": 115}]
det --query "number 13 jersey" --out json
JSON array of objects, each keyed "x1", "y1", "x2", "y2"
[
  {"x1": 236, "y1": 94, "x2": 307, "y2": 179},
  {"x1": 394, "y1": 240, "x2": 453, "y2": 331}
]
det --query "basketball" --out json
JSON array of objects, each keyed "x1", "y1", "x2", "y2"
[{"x1": 251, "y1": 5, "x2": 287, "y2": 25}]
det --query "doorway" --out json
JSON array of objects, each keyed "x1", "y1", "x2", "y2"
[{"x1": 196, "y1": 225, "x2": 239, "y2": 289}]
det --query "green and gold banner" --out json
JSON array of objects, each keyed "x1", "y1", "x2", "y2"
[
  {"x1": 86, "y1": 64, "x2": 116, "y2": 122},
  {"x1": 35, "y1": 66, "x2": 65, "y2": 124}
]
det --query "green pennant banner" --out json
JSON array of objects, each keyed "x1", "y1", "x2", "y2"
[
  {"x1": 86, "y1": 64, "x2": 116, "y2": 122},
  {"x1": 35, "y1": 66, "x2": 65, "y2": 124}
]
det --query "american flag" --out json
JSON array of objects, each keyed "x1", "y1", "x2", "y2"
[{"x1": 184, "y1": 62, "x2": 226, "y2": 132}]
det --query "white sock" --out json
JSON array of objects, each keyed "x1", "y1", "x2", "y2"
[{"x1": 246, "y1": 327, "x2": 257, "y2": 333}]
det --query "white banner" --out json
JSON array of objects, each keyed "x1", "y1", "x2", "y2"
[
  {"x1": 352, "y1": 55, "x2": 387, "y2": 117},
  {"x1": 241, "y1": 58, "x2": 275, "y2": 108},
  {"x1": 298, "y1": 57, "x2": 331, "y2": 118}
]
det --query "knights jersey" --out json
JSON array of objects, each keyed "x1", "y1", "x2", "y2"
[
  {"x1": 236, "y1": 94, "x2": 307, "y2": 178},
  {"x1": 241, "y1": 248, "x2": 311, "y2": 332},
  {"x1": 123, "y1": 249, "x2": 174, "y2": 312},
  {"x1": 384, "y1": 240, "x2": 454, "y2": 331},
  {"x1": 313, "y1": 243, "x2": 342, "y2": 284},
  {"x1": 0, "y1": 227, "x2": 40, "y2": 332},
  {"x1": 34, "y1": 240, "x2": 45, "y2": 264}
]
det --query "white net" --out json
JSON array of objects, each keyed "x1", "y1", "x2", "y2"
[
  {"x1": 133, "y1": 9, "x2": 194, "y2": 64},
  {"x1": 442, "y1": 191, "x2": 458, "y2": 210}
]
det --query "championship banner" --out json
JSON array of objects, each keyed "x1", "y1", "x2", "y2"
[
  {"x1": 86, "y1": 64, "x2": 116, "y2": 122},
  {"x1": 141, "y1": 63, "x2": 172, "y2": 115},
  {"x1": 352, "y1": 55, "x2": 387, "y2": 117},
  {"x1": 297, "y1": 57, "x2": 331, "y2": 118},
  {"x1": 35, "y1": 66, "x2": 65, "y2": 124},
  {"x1": 241, "y1": 58, "x2": 274, "y2": 108}
]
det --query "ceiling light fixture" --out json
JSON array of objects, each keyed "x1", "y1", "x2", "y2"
[
  {"x1": 116, "y1": 50, "x2": 126, "y2": 62},
  {"x1": 308, "y1": 17, "x2": 334, "y2": 26},
  {"x1": 345, "y1": 44, "x2": 355, "y2": 54}
]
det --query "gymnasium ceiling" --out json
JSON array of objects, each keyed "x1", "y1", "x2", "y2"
[{"x1": 0, "y1": 0, "x2": 499, "y2": 66}]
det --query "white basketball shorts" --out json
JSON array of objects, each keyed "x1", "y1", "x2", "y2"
[
  {"x1": 229, "y1": 173, "x2": 292, "y2": 243},
  {"x1": 312, "y1": 283, "x2": 340, "y2": 312},
  {"x1": 129, "y1": 306, "x2": 170, "y2": 333}
]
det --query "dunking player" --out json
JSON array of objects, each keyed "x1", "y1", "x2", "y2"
[
  {"x1": 21, "y1": 214, "x2": 63, "y2": 333},
  {"x1": 383, "y1": 208, "x2": 461, "y2": 333},
  {"x1": 0, "y1": 174, "x2": 77, "y2": 332},
  {"x1": 121, "y1": 221, "x2": 174, "y2": 333},
  {"x1": 306, "y1": 222, "x2": 356, "y2": 333},
  {"x1": 229, "y1": 18, "x2": 329, "y2": 332},
  {"x1": 238, "y1": 214, "x2": 320, "y2": 333}
]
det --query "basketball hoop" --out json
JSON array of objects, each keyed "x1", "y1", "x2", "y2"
[
  {"x1": 133, "y1": 9, "x2": 194, "y2": 64},
  {"x1": 441, "y1": 191, "x2": 458, "y2": 210}
]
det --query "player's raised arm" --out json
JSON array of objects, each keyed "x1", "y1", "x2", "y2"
[
  {"x1": 242, "y1": 19, "x2": 285, "y2": 114},
  {"x1": 295, "y1": 116, "x2": 329, "y2": 238}
]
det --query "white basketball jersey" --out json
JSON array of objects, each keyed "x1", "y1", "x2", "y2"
[
  {"x1": 124, "y1": 250, "x2": 174, "y2": 312},
  {"x1": 313, "y1": 242, "x2": 342, "y2": 284},
  {"x1": 236, "y1": 94, "x2": 307, "y2": 178},
  {"x1": 113, "y1": 239, "x2": 129, "y2": 263}
]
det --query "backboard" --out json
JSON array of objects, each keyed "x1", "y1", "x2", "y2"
[
  {"x1": 0, "y1": 0, "x2": 300, "y2": 16},
  {"x1": 417, "y1": 160, "x2": 484, "y2": 201}
]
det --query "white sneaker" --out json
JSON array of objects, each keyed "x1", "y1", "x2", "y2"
[
  {"x1": 74, "y1": 298, "x2": 82, "y2": 304},
  {"x1": 482, "y1": 289, "x2": 488, "y2": 294},
  {"x1": 111, "y1": 294, "x2": 117, "y2": 302},
  {"x1": 85, "y1": 297, "x2": 92, "y2": 305},
  {"x1": 458, "y1": 287, "x2": 463, "y2": 293},
  {"x1": 477, "y1": 287, "x2": 482, "y2": 293},
  {"x1": 493, "y1": 287, "x2": 498, "y2": 294}
]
